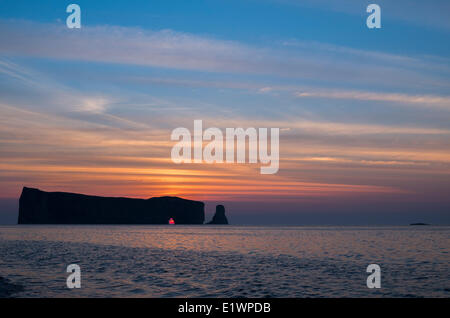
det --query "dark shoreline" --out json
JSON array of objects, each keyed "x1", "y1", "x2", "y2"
[{"x1": 0, "y1": 277, "x2": 24, "y2": 298}]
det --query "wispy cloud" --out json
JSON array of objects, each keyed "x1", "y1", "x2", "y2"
[
  {"x1": 295, "y1": 89, "x2": 450, "y2": 110},
  {"x1": 1, "y1": 19, "x2": 448, "y2": 91},
  {"x1": 0, "y1": 20, "x2": 255, "y2": 73}
]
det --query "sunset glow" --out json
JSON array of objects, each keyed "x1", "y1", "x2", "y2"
[{"x1": 0, "y1": 1, "x2": 449, "y2": 224}]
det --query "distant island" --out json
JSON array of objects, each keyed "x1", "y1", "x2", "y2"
[
  {"x1": 18, "y1": 187, "x2": 228, "y2": 225},
  {"x1": 410, "y1": 223, "x2": 431, "y2": 226}
]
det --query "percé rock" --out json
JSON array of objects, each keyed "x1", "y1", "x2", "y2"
[
  {"x1": 18, "y1": 187, "x2": 204, "y2": 224},
  {"x1": 207, "y1": 205, "x2": 229, "y2": 224}
]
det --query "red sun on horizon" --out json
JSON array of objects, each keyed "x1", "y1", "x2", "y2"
[{"x1": 169, "y1": 218, "x2": 175, "y2": 225}]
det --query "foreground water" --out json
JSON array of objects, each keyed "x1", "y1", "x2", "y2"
[{"x1": 0, "y1": 225, "x2": 448, "y2": 297}]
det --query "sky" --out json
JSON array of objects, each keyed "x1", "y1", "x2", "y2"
[{"x1": 0, "y1": 0, "x2": 449, "y2": 224}]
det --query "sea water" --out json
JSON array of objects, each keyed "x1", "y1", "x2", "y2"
[{"x1": 0, "y1": 225, "x2": 448, "y2": 297}]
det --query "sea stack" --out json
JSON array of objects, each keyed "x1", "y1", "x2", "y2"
[
  {"x1": 207, "y1": 205, "x2": 229, "y2": 224},
  {"x1": 18, "y1": 187, "x2": 205, "y2": 224}
]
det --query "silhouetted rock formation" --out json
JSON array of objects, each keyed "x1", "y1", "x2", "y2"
[
  {"x1": 18, "y1": 187, "x2": 204, "y2": 224},
  {"x1": 207, "y1": 205, "x2": 228, "y2": 224},
  {"x1": 410, "y1": 223, "x2": 430, "y2": 226}
]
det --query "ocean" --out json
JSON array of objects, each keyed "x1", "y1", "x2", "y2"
[{"x1": 0, "y1": 225, "x2": 448, "y2": 297}]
